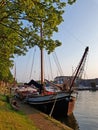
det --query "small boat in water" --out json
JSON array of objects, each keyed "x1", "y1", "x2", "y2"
[{"x1": 21, "y1": 46, "x2": 89, "y2": 117}]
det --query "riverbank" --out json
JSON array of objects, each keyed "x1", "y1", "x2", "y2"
[
  {"x1": 0, "y1": 95, "x2": 38, "y2": 130},
  {"x1": 16, "y1": 98, "x2": 73, "y2": 130},
  {"x1": 0, "y1": 94, "x2": 72, "y2": 130}
]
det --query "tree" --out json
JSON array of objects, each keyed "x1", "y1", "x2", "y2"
[
  {"x1": 0, "y1": 0, "x2": 30, "y2": 82},
  {"x1": 17, "y1": 0, "x2": 76, "y2": 53},
  {"x1": 22, "y1": 1, "x2": 66, "y2": 53},
  {"x1": 0, "y1": 0, "x2": 76, "y2": 82}
]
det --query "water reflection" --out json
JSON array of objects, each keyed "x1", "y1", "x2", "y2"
[
  {"x1": 52, "y1": 91, "x2": 98, "y2": 130},
  {"x1": 74, "y1": 91, "x2": 98, "y2": 130},
  {"x1": 54, "y1": 114, "x2": 80, "y2": 130},
  {"x1": 58, "y1": 91, "x2": 98, "y2": 130},
  {"x1": 30, "y1": 91, "x2": 98, "y2": 130}
]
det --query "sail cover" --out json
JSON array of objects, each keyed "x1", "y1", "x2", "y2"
[{"x1": 24, "y1": 79, "x2": 42, "y2": 88}]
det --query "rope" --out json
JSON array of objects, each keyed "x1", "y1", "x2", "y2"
[
  {"x1": 44, "y1": 78, "x2": 61, "y2": 117},
  {"x1": 49, "y1": 94, "x2": 57, "y2": 117},
  {"x1": 48, "y1": 56, "x2": 54, "y2": 80},
  {"x1": 29, "y1": 47, "x2": 36, "y2": 80},
  {"x1": 22, "y1": 49, "x2": 33, "y2": 82},
  {"x1": 44, "y1": 51, "x2": 50, "y2": 80},
  {"x1": 44, "y1": 51, "x2": 54, "y2": 80},
  {"x1": 52, "y1": 51, "x2": 64, "y2": 76},
  {"x1": 69, "y1": 47, "x2": 89, "y2": 95}
]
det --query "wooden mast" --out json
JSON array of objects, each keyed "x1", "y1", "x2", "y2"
[
  {"x1": 40, "y1": 21, "x2": 44, "y2": 85},
  {"x1": 41, "y1": 48, "x2": 44, "y2": 84},
  {"x1": 13, "y1": 63, "x2": 17, "y2": 87},
  {"x1": 69, "y1": 46, "x2": 89, "y2": 94}
]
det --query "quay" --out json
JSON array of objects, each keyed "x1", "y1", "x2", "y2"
[
  {"x1": 17, "y1": 99, "x2": 73, "y2": 130},
  {"x1": 0, "y1": 93, "x2": 73, "y2": 130}
]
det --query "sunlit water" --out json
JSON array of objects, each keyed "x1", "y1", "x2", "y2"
[{"x1": 56, "y1": 91, "x2": 98, "y2": 130}]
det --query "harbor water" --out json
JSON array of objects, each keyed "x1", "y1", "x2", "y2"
[{"x1": 56, "y1": 91, "x2": 98, "y2": 130}]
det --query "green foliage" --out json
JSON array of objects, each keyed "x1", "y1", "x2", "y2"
[
  {"x1": 68, "y1": 0, "x2": 77, "y2": 5},
  {"x1": 0, "y1": 0, "x2": 76, "y2": 81},
  {"x1": 22, "y1": 1, "x2": 66, "y2": 52}
]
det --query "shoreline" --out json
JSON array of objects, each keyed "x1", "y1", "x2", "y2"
[
  {"x1": 0, "y1": 88, "x2": 73, "y2": 130},
  {"x1": 17, "y1": 99, "x2": 73, "y2": 130}
]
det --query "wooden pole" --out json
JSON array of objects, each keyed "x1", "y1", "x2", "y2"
[
  {"x1": 40, "y1": 21, "x2": 44, "y2": 85},
  {"x1": 69, "y1": 46, "x2": 89, "y2": 94},
  {"x1": 41, "y1": 48, "x2": 44, "y2": 84}
]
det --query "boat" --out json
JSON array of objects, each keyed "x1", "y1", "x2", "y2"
[
  {"x1": 14, "y1": 85, "x2": 39, "y2": 99},
  {"x1": 22, "y1": 46, "x2": 89, "y2": 117}
]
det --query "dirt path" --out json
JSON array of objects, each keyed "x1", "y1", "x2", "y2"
[{"x1": 17, "y1": 99, "x2": 72, "y2": 130}]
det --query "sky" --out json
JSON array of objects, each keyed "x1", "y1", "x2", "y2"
[{"x1": 12, "y1": 0, "x2": 98, "y2": 83}]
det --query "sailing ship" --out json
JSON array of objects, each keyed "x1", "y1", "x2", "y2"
[{"x1": 21, "y1": 46, "x2": 89, "y2": 117}]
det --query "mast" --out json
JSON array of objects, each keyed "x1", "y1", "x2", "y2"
[
  {"x1": 13, "y1": 63, "x2": 17, "y2": 87},
  {"x1": 69, "y1": 46, "x2": 89, "y2": 93},
  {"x1": 41, "y1": 48, "x2": 44, "y2": 84},
  {"x1": 14, "y1": 63, "x2": 16, "y2": 81},
  {"x1": 40, "y1": 21, "x2": 44, "y2": 84}
]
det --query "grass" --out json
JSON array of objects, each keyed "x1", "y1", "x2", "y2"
[
  {"x1": 0, "y1": 94, "x2": 39, "y2": 130},
  {"x1": 0, "y1": 86, "x2": 72, "y2": 130}
]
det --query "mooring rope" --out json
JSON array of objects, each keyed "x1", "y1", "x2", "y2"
[{"x1": 49, "y1": 94, "x2": 57, "y2": 117}]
